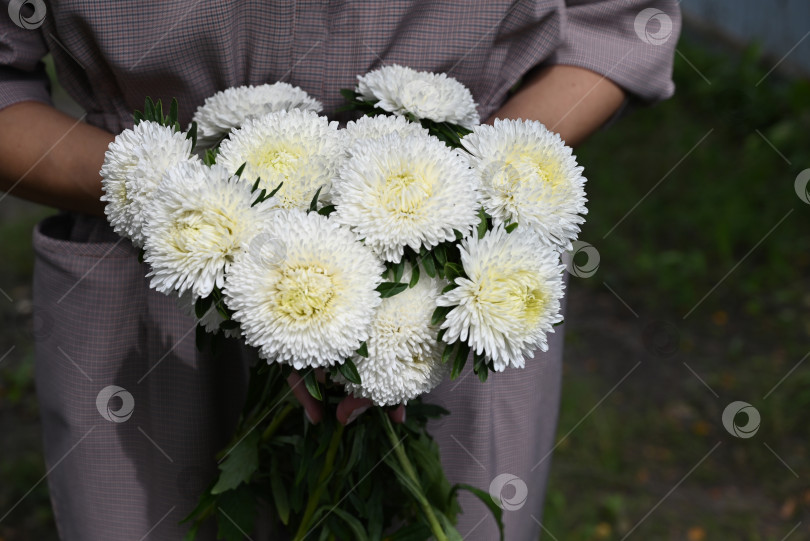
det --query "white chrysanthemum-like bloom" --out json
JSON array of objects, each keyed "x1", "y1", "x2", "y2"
[
  {"x1": 437, "y1": 226, "x2": 565, "y2": 371},
  {"x1": 191, "y1": 83, "x2": 323, "y2": 147},
  {"x1": 344, "y1": 114, "x2": 428, "y2": 152},
  {"x1": 100, "y1": 121, "x2": 195, "y2": 247},
  {"x1": 217, "y1": 109, "x2": 344, "y2": 210},
  {"x1": 332, "y1": 132, "x2": 480, "y2": 263},
  {"x1": 461, "y1": 118, "x2": 588, "y2": 251},
  {"x1": 143, "y1": 161, "x2": 272, "y2": 298},
  {"x1": 176, "y1": 290, "x2": 241, "y2": 338},
  {"x1": 356, "y1": 64, "x2": 480, "y2": 130},
  {"x1": 341, "y1": 268, "x2": 449, "y2": 406},
  {"x1": 224, "y1": 210, "x2": 384, "y2": 369}
]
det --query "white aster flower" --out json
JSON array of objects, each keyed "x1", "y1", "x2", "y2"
[
  {"x1": 217, "y1": 109, "x2": 345, "y2": 210},
  {"x1": 356, "y1": 64, "x2": 480, "y2": 130},
  {"x1": 461, "y1": 118, "x2": 588, "y2": 251},
  {"x1": 224, "y1": 210, "x2": 384, "y2": 369},
  {"x1": 100, "y1": 121, "x2": 195, "y2": 247},
  {"x1": 437, "y1": 226, "x2": 565, "y2": 371},
  {"x1": 344, "y1": 114, "x2": 428, "y2": 152},
  {"x1": 176, "y1": 290, "x2": 241, "y2": 338},
  {"x1": 143, "y1": 161, "x2": 272, "y2": 298},
  {"x1": 191, "y1": 83, "x2": 323, "y2": 147},
  {"x1": 341, "y1": 268, "x2": 448, "y2": 406},
  {"x1": 332, "y1": 132, "x2": 480, "y2": 263}
]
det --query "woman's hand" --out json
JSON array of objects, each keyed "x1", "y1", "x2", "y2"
[
  {"x1": 287, "y1": 371, "x2": 405, "y2": 426},
  {"x1": 0, "y1": 101, "x2": 114, "y2": 214}
]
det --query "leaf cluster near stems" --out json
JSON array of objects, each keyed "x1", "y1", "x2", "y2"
[{"x1": 179, "y1": 358, "x2": 505, "y2": 541}]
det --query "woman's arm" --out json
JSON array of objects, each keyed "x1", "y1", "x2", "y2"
[
  {"x1": 488, "y1": 64, "x2": 626, "y2": 147},
  {"x1": 0, "y1": 101, "x2": 114, "y2": 215}
]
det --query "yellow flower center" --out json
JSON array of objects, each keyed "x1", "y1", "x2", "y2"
[
  {"x1": 251, "y1": 145, "x2": 301, "y2": 177},
  {"x1": 276, "y1": 266, "x2": 335, "y2": 320},
  {"x1": 475, "y1": 269, "x2": 548, "y2": 329},
  {"x1": 171, "y1": 209, "x2": 236, "y2": 254},
  {"x1": 494, "y1": 151, "x2": 564, "y2": 197},
  {"x1": 382, "y1": 170, "x2": 433, "y2": 215}
]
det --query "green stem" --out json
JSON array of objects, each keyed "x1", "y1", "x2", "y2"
[
  {"x1": 261, "y1": 402, "x2": 295, "y2": 442},
  {"x1": 293, "y1": 423, "x2": 345, "y2": 540},
  {"x1": 379, "y1": 410, "x2": 449, "y2": 541}
]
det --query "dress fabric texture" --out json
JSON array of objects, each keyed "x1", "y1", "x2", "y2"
[{"x1": 0, "y1": 1, "x2": 680, "y2": 539}]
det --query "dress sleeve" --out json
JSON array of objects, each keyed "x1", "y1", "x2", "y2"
[
  {"x1": 547, "y1": 0, "x2": 681, "y2": 103},
  {"x1": 0, "y1": 2, "x2": 52, "y2": 111}
]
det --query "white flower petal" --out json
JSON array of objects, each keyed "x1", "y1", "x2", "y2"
[
  {"x1": 340, "y1": 267, "x2": 448, "y2": 406},
  {"x1": 191, "y1": 82, "x2": 323, "y2": 146},
  {"x1": 100, "y1": 121, "x2": 195, "y2": 247},
  {"x1": 461, "y1": 118, "x2": 588, "y2": 251},
  {"x1": 332, "y1": 132, "x2": 480, "y2": 263},
  {"x1": 143, "y1": 161, "x2": 271, "y2": 298},
  {"x1": 437, "y1": 226, "x2": 565, "y2": 371},
  {"x1": 217, "y1": 109, "x2": 345, "y2": 210},
  {"x1": 224, "y1": 210, "x2": 384, "y2": 369},
  {"x1": 356, "y1": 65, "x2": 480, "y2": 129}
]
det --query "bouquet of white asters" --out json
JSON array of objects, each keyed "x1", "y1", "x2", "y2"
[{"x1": 100, "y1": 66, "x2": 587, "y2": 541}]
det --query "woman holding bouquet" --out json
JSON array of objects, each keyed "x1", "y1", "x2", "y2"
[{"x1": 0, "y1": 1, "x2": 679, "y2": 539}]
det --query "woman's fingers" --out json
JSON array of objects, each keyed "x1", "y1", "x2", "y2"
[
  {"x1": 336, "y1": 396, "x2": 373, "y2": 426},
  {"x1": 388, "y1": 404, "x2": 406, "y2": 424},
  {"x1": 288, "y1": 371, "x2": 405, "y2": 426},
  {"x1": 286, "y1": 372, "x2": 324, "y2": 425}
]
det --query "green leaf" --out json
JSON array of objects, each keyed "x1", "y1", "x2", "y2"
[
  {"x1": 181, "y1": 521, "x2": 200, "y2": 541},
  {"x1": 168, "y1": 98, "x2": 178, "y2": 127},
  {"x1": 477, "y1": 208, "x2": 488, "y2": 239},
  {"x1": 441, "y1": 342, "x2": 455, "y2": 365},
  {"x1": 338, "y1": 358, "x2": 362, "y2": 385},
  {"x1": 444, "y1": 262, "x2": 463, "y2": 282},
  {"x1": 219, "y1": 319, "x2": 240, "y2": 331},
  {"x1": 327, "y1": 508, "x2": 369, "y2": 541},
  {"x1": 409, "y1": 262, "x2": 420, "y2": 288},
  {"x1": 505, "y1": 222, "x2": 519, "y2": 234},
  {"x1": 267, "y1": 181, "x2": 284, "y2": 198},
  {"x1": 251, "y1": 177, "x2": 261, "y2": 192},
  {"x1": 392, "y1": 259, "x2": 405, "y2": 283},
  {"x1": 144, "y1": 97, "x2": 155, "y2": 121},
  {"x1": 216, "y1": 487, "x2": 257, "y2": 541},
  {"x1": 187, "y1": 121, "x2": 198, "y2": 150},
  {"x1": 441, "y1": 283, "x2": 458, "y2": 294},
  {"x1": 389, "y1": 522, "x2": 433, "y2": 541},
  {"x1": 421, "y1": 253, "x2": 436, "y2": 278},
  {"x1": 203, "y1": 148, "x2": 218, "y2": 166},
  {"x1": 473, "y1": 351, "x2": 489, "y2": 382},
  {"x1": 356, "y1": 341, "x2": 369, "y2": 358},
  {"x1": 133, "y1": 110, "x2": 144, "y2": 125},
  {"x1": 433, "y1": 244, "x2": 447, "y2": 267},
  {"x1": 234, "y1": 162, "x2": 247, "y2": 178},
  {"x1": 431, "y1": 305, "x2": 452, "y2": 326},
  {"x1": 436, "y1": 328, "x2": 447, "y2": 343},
  {"x1": 309, "y1": 186, "x2": 323, "y2": 212},
  {"x1": 154, "y1": 99, "x2": 163, "y2": 125},
  {"x1": 317, "y1": 204, "x2": 336, "y2": 216},
  {"x1": 450, "y1": 342, "x2": 470, "y2": 379},
  {"x1": 270, "y1": 465, "x2": 290, "y2": 525},
  {"x1": 436, "y1": 512, "x2": 463, "y2": 541},
  {"x1": 376, "y1": 281, "x2": 408, "y2": 298},
  {"x1": 194, "y1": 295, "x2": 213, "y2": 319},
  {"x1": 211, "y1": 430, "x2": 260, "y2": 494},
  {"x1": 339, "y1": 88, "x2": 359, "y2": 101},
  {"x1": 303, "y1": 370, "x2": 322, "y2": 401},
  {"x1": 451, "y1": 484, "x2": 505, "y2": 541}
]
